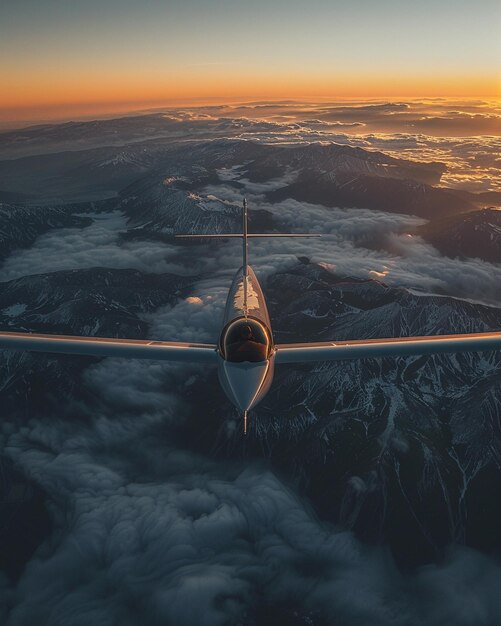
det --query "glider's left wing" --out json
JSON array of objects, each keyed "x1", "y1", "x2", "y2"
[
  {"x1": 275, "y1": 332, "x2": 501, "y2": 364},
  {"x1": 0, "y1": 332, "x2": 218, "y2": 363}
]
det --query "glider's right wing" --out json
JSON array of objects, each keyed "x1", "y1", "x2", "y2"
[
  {"x1": 275, "y1": 332, "x2": 501, "y2": 364},
  {"x1": 0, "y1": 331, "x2": 218, "y2": 363}
]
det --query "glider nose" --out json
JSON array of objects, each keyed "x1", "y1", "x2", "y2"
[{"x1": 221, "y1": 360, "x2": 270, "y2": 411}]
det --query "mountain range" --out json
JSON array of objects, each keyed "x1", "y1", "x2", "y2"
[{"x1": 1, "y1": 260, "x2": 500, "y2": 576}]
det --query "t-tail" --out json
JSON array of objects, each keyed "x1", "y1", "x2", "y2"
[
  {"x1": 176, "y1": 197, "x2": 321, "y2": 292},
  {"x1": 176, "y1": 198, "x2": 320, "y2": 435}
]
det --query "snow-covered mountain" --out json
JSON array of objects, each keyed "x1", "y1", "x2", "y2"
[
  {"x1": 118, "y1": 175, "x2": 276, "y2": 237},
  {"x1": 0, "y1": 267, "x2": 191, "y2": 420},
  {"x1": 1, "y1": 260, "x2": 500, "y2": 572},
  {"x1": 119, "y1": 179, "x2": 243, "y2": 235},
  {"x1": 0, "y1": 133, "x2": 476, "y2": 219},
  {"x1": 243, "y1": 142, "x2": 446, "y2": 185},
  {"x1": 417, "y1": 208, "x2": 501, "y2": 262},
  {"x1": 0, "y1": 203, "x2": 93, "y2": 261},
  {"x1": 267, "y1": 171, "x2": 475, "y2": 219},
  {"x1": 221, "y1": 260, "x2": 501, "y2": 566},
  {"x1": 1, "y1": 110, "x2": 500, "y2": 622}
]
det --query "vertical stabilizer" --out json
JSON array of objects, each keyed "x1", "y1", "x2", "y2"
[
  {"x1": 243, "y1": 409, "x2": 248, "y2": 435},
  {"x1": 242, "y1": 198, "x2": 248, "y2": 277},
  {"x1": 242, "y1": 199, "x2": 249, "y2": 315}
]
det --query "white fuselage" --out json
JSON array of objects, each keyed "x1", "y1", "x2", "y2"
[{"x1": 217, "y1": 266, "x2": 275, "y2": 412}]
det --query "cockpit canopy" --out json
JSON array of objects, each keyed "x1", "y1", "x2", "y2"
[{"x1": 220, "y1": 317, "x2": 271, "y2": 363}]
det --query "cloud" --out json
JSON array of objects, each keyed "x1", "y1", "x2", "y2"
[
  {"x1": 0, "y1": 212, "x2": 205, "y2": 281},
  {"x1": 199, "y1": 187, "x2": 501, "y2": 307},
  {"x1": 410, "y1": 114, "x2": 501, "y2": 137},
  {"x1": 2, "y1": 101, "x2": 501, "y2": 623},
  {"x1": 4, "y1": 387, "x2": 501, "y2": 626},
  {"x1": 2, "y1": 181, "x2": 501, "y2": 310}
]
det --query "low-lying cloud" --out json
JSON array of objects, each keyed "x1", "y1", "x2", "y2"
[
  {"x1": 0, "y1": 212, "x2": 201, "y2": 282},
  {"x1": 3, "y1": 191, "x2": 501, "y2": 309},
  {"x1": 201, "y1": 187, "x2": 501, "y2": 307},
  {"x1": 3, "y1": 338, "x2": 501, "y2": 625},
  {"x1": 1, "y1": 101, "x2": 501, "y2": 624}
]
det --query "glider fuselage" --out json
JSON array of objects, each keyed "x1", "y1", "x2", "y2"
[{"x1": 217, "y1": 266, "x2": 275, "y2": 415}]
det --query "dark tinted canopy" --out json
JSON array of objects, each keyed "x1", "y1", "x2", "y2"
[{"x1": 220, "y1": 318, "x2": 271, "y2": 363}]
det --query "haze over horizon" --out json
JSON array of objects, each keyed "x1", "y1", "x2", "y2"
[{"x1": 1, "y1": 0, "x2": 500, "y2": 123}]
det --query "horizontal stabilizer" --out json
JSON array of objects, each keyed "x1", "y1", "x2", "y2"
[{"x1": 176, "y1": 234, "x2": 321, "y2": 238}]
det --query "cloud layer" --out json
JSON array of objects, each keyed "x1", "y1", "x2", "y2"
[
  {"x1": 3, "y1": 348, "x2": 501, "y2": 626},
  {"x1": 1, "y1": 100, "x2": 501, "y2": 624}
]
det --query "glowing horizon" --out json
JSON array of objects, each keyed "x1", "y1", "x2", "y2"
[
  {"x1": 1, "y1": 0, "x2": 500, "y2": 123},
  {"x1": 2, "y1": 81, "x2": 500, "y2": 127}
]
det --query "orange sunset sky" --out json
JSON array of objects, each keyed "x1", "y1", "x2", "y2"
[{"x1": 1, "y1": 0, "x2": 500, "y2": 123}]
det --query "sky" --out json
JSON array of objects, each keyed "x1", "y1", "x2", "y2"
[{"x1": 0, "y1": 0, "x2": 500, "y2": 122}]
